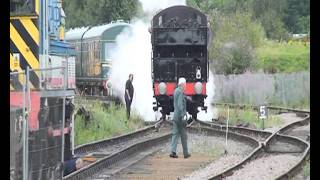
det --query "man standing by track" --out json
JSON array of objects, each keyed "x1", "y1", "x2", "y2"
[
  {"x1": 170, "y1": 77, "x2": 191, "y2": 159},
  {"x1": 124, "y1": 74, "x2": 134, "y2": 120}
]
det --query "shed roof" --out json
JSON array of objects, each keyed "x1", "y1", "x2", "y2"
[{"x1": 65, "y1": 20, "x2": 131, "y2": 41}]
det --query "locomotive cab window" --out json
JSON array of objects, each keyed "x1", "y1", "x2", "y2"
[
  {"x1": 104, "y1": 42, "x2": 116, "y2": 62},
  {"x1": 101, "y1": 64, "x2": 110, "y2": 78},
  {"x1": 10, "y1": 0, "x2": 36, "y2": 15}
]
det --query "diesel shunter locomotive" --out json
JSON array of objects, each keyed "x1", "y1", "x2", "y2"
[{"x1": 151, "y1": 5, "x2": 210, "y2": 120}]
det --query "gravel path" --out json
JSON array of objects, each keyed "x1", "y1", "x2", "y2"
[
  {"x1": 176, "y1": 132, "x2": 255, "y2": 180},
  {"x1": 225, "y1": 153, "x2": 301, "y2": 180},
  {"x1": 284, "y1": 123, "x2": 310, "y2": 141},
  {"x1": 265, "y1": 113, "x2": 303, "y2": 133},
  {"x1": 181, "y1": 154, "x2": 244, "y2": 180}
]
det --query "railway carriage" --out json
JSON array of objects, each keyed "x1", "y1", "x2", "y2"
[
  {"x1": 151, "y1": 5, "x2": 210, "y2": 120},
  {"x1": 65, "y1": 21, "x2": 131, "y2": 96}
]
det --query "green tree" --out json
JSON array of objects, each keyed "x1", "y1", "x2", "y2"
[
  {"x1": 209, "y1": 12, "x2": 265, "y2": 74},
  {"x1": 187, "y1": 0, "x2": 310, "y2": 38},
  {"x1": 63, "y1": 0, "x2": 140, "y2": 29},
  {"x1": 283, "y1": 0, "x2": 310, "y2": 33}
]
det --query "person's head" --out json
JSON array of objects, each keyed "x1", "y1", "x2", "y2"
[
  {"x1": 129, "y1": 74, "x2": 134, "y2": 82},
  {"x1": 178, "y1": 77, "x2": 186, "y2": 90}
]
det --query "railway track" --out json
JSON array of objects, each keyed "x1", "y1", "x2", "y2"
[
  {"x1": 65, "y1": 104, "x2": 309, "y2": 180},
  {"x1": 196, "y1": 104, "x2": 310, "y2": 180},
  {"x1": 64, "y1": 119, "x2": 165, "y2": 179},
  {"x1": 64, "y1": 120, "x2": 261, "y2": 180}
]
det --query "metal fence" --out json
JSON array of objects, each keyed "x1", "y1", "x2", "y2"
[
  {"x1": 10, "y1": 65, "x2": 70, "y2": 180},
  {"x1": 213, "y1": 71, "x2": 310, "y2": 107}
]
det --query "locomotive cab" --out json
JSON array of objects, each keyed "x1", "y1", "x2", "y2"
[{"x1": 151, "y1": 6, "x2": 210, "y2": 120}]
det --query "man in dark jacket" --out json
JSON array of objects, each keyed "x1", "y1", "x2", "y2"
[
  {"x1": 170, "y1": 77, "x2": 191, "y2": 159},
  {"x1": 124, "y1": 74, "x2": 134, "y2": 119}
]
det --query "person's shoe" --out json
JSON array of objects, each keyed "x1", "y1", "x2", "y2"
[
  {"x1": 184, "y1": 154, "x2": 191, "y2": 159},
  {"x1": 169, "y1": 152, "x2": 178, "y2": 158}
]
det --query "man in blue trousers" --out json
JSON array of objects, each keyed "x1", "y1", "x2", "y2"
[{"x1": 170, "y1": 77, "x2": 191, "y2": 159}]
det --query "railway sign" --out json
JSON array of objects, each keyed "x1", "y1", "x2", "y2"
[{"x1": 259, "y1": 105, "x2": 268, "y2": 119}]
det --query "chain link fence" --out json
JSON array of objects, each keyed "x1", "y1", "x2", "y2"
[{"x1": 10, "y1": 65, "x2": 71, "y2": 180}]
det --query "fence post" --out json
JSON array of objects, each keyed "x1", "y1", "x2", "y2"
[
  {"x1": 26, "y1": 66, "x2": 30, "y2": 180},
  {"x1": 61, "y1": 64, "x2": 67, "y2": 165},
  {"x1": 22, "y1": 72, "x2": 27, "y2": 180}
]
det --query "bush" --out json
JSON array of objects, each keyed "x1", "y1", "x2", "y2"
[
  {"x1": 209, "y1": 12, "x2": 265, "y2": 74},
  {"x1": 256, "y1": 40, "x2": 310, "y2": 73}
]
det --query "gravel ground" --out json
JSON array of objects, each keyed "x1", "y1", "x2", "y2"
[
  {"x1": 225, "y1": 153, "x2": 301, "y2": 180},
  {"x1": 181, "y1": 154, "x2": 244, "y2": 180},
  {"x1": 110, "y1": 131, "x2": 255, "y2": 180},
  {"x1": 265, "y1": 113, "x2": 303, "y2": 133},
  {"x1": 284, "y1": 123, "x2": 310, "y2": 141},
  {"x1": 172, "y1": 132, "x2": 255, "y2": 180}
]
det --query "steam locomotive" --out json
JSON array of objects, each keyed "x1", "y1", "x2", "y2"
[{"x1": 151, "y1": 5, "x2": 210, "y2": 120}]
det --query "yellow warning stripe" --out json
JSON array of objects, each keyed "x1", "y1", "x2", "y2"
[
  {"x1": 10, "y1": 16, "x2": 38, "y2": 20},
  {"x1": 10, "y1": 54, "x2": 36, "y2": 90},
  {"x1": 10, "y1": 23, "x2": 39, "y2": 69},
  {"x1": 36, "y1": 0, "x2": 40, "y2": 15},
  {"x1": 20, "y1": 19, "x2": 39, "y2": 45}
]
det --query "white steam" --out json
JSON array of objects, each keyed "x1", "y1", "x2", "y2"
[
  {"x1": 109, "y1": 0, "x2": 216, "y2": 121},
  {"x1": 197, "y1": 71, "x2": 218, "y2": 121},
  {"x1": 139, "y1": 0, "x2": 186, "y2": 13},
  {"x1": 109, "y1": 20, "x2": 156, "y2": 121}
]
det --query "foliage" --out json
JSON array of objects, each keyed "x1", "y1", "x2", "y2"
[
  {"x1": 63, "y1": 0, "x2": 141, "y2": 28},
  {"x1": 256, "y1": 40, "x2": 310, "y2": 73},
  {"x1": 74, "y1": 100, "x2": 145, "y2": 146},
  {"x1": 303, "y1": 160, "x2": 310, "y2": 178},
  {"x1": 209, "y1": 11, "x2": 265, "y2": 74},
  {"x1": 187, "y1": 0, "x2": 310, "y2": 38},
  {"x1": 283, "y1": 0, "x2": 310, "y2": 33}
]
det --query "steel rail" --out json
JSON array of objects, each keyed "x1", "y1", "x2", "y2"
[
  {"x1": 65, "y1": 120, "x2": 261, "y2": 180},
  {"x1": 205, "y1": 105, "x2": 310, "y2": 180},
  {"x1": 74, "y1": 119, "x2": 162, "y2": 154}
]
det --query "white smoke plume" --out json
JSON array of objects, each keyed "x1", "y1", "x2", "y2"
[
  {"x1": 109, "y1": 20, "x2": 156, "y2": 121},
  {"x1": 109, "y1": 0, "x2": 216, "y2": 121},
  {"x1": 197, "y1": 71, "x2": 218, "y2": 121},
  {"x1": 139, "y1": 0, "x2": 186, "y2": 13}
]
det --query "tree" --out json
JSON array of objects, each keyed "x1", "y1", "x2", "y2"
[
  {"x1": 209, "y1": 12, "x2": 265, "y2": 74},
  {"x1": 187, "y1": 0, "x2": 310, "y2": 38},
  {"x1": 63, "y1": 0, "x2": 140, "y2": 29},
  {"x1": 283, "y1": 0, "x2": 310, "y2": 33}
]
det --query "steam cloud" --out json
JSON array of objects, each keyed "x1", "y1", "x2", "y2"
[
  {"x1": 139, "y1": 0, "x2": 186, "y2": 13},
  {"x1": 109, "y1": 0, "x2": 216, "y2": 121}
]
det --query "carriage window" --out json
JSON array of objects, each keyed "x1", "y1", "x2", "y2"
[
  {"x1": 159, "y1": 16, "x2": 162, "y2": 27},
  {"x1": 197, "y1": 15, "x2": 201, "y2": 24},
  {"x1": 10, "y1": 0, "x2": 36, "y2": 15},
  {"x1": 104, "y1": 42, "x2": 116, "y2": 62}
]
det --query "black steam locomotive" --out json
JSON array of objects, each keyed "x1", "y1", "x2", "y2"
[{"x1": 151, "y1": 6, "x2": 210, "y2": 120}]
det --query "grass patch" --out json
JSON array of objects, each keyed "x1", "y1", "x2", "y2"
[
  {"x1": 303, "y1": 159, "x2": 310, "y2": 178},
  {"x1": 216, "y1": 106, "x2": 283, "y2": 129},
  {"x1": 256, "y1": 40, "x2": 310, "y2": 73},
  {"x1": 74, "y1": 99, "x2": 145, "y2": 146}
]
